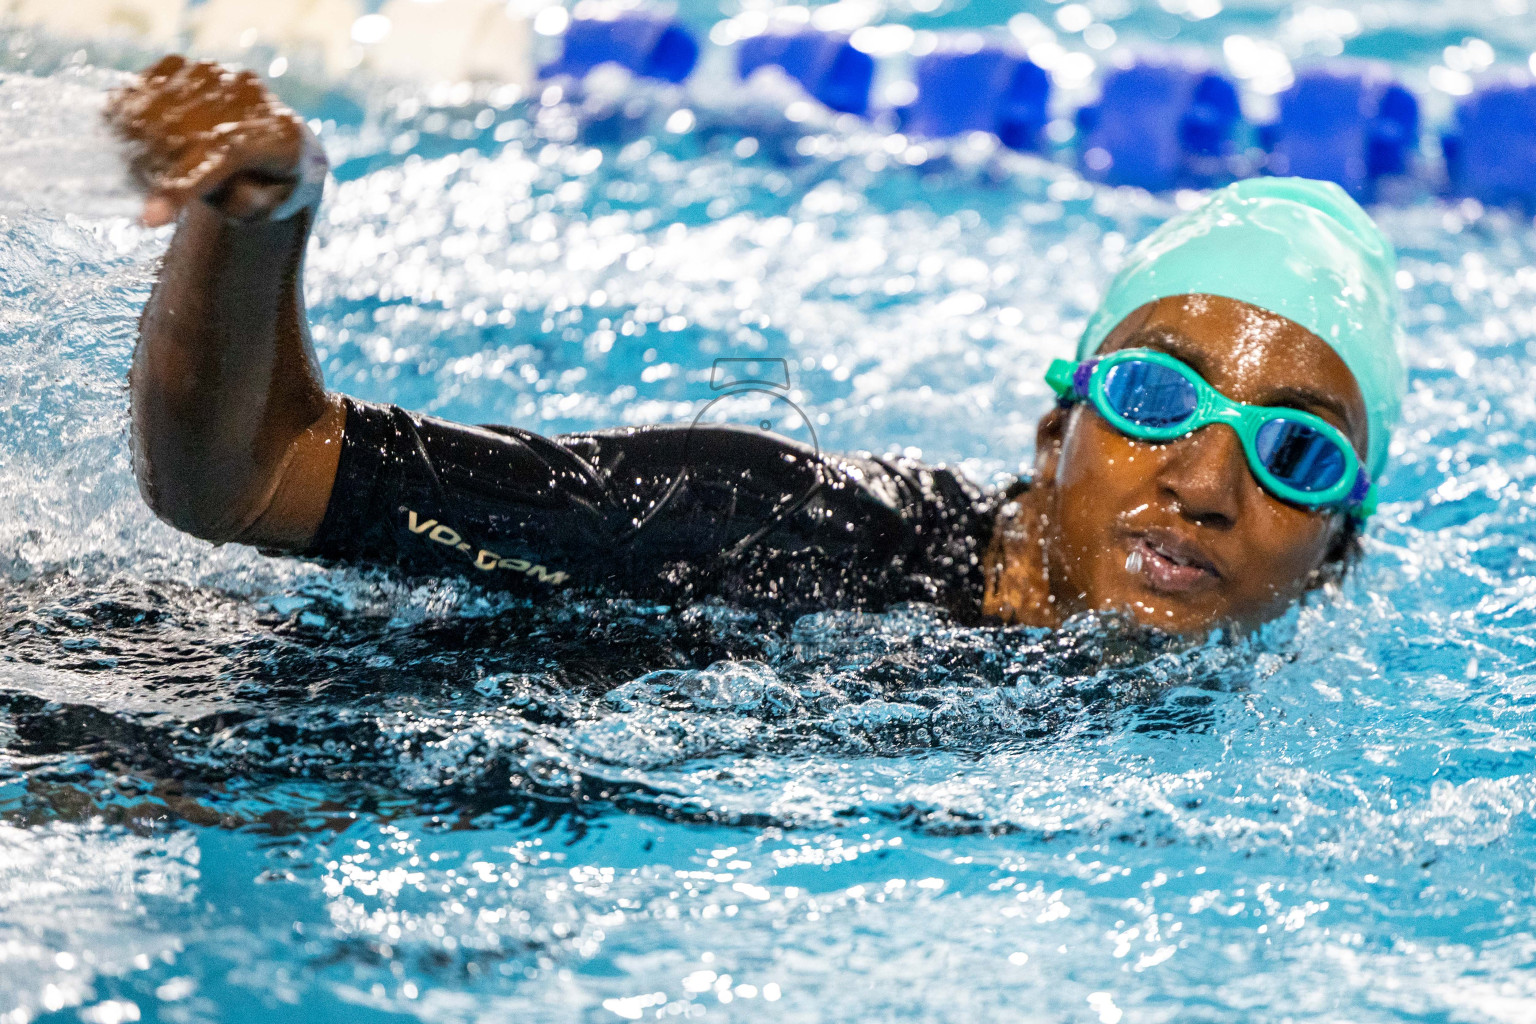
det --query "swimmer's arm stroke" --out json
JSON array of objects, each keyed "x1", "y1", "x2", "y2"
[{"x1": 109, "y1": 56, "x2": 343, "y2": 551}]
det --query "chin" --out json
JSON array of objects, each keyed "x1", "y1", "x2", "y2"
[
  {"x1": 1121, "y1": 602, "x2": 1221, "y2": 637},
  {"x1": 1085, "y1": 579, "x2": 1228, "y2": 636},
  {"x1": 1117, "y1": 591, "x2": 1302, "y2": 638}
]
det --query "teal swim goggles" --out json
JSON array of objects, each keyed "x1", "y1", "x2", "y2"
[{"x1": 1047, "y1": 348, "x2": 1376, "y2": 519}]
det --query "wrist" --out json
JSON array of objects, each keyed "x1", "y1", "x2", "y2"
[
  {"x1": 267, "y1": 122, "x2": 329, "y2": 223},
  {"x1": 199, "y1": 121, "x2": 329, "y2": 225}
]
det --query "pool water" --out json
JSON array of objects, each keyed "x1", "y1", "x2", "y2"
[{"x1": 5, "y1": 1, "x2": 1536, "y2": 1021}]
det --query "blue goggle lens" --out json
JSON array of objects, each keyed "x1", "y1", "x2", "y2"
[
  {"x1": 1099, "y1": 356, "x2": 1352, "y2": 497},
  {"x1": 1101, "y1": 360, "x2": 1197, "y2": 428},
  {"x1": 1253, "y1": 417, "x2": 1347, "y2": 493}
]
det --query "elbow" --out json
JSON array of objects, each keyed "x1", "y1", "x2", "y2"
[
  {"x1": 126, "y1": 389, "x2": 292, "y2": 546},
  {"x1": 133, "y1": 465, "x2": 245, "y2": 545},
  {"x1": 128, "y1": 394, "x2": 344, "y2": 550},
  {"x1": 129, "y1": 437, "x2": 261, "y2": 546}
]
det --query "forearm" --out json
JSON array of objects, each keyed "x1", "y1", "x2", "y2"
[{"x1": 130, "y1": 199, "x2": 337, "y2": 544}]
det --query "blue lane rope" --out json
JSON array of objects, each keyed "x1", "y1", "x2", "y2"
[
  {"x1": 530, "y1": 13, "x2": 1534, "y2": 204},
  {"x1": 1074, "y1": 60, "x2": 1241, "y2": 192},
  {"x1": 540, "y1": 12, "x2": 699, "y2": 85},
  {"x1": 737, "y1": 28, "x2": 875, "y2": 117},
  {"x1": 896, "y1": 43, "x2": 1051, "y2": 154}
]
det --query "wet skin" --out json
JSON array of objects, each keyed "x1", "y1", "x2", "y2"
[
  {"x1": 110, "y1": 57, "x2": 1370, "y2": 636},
  {"x1": 107, "y1": 56, "x2": 344, "y2": 548},
  {"x1": 983, "y1": 294, "x2": 1371, "y2": 635}
]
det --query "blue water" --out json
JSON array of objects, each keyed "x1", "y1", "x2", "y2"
[{"x1": 5, "y1": 2, "x2": 1536, "y2": 1021}]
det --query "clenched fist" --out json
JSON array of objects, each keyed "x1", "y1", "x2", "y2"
[{"x1": 106, "y1": 55, "x2": 323, "y2": 226}]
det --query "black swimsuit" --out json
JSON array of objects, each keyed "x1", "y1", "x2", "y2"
[{"x1": 306, "y1": 398, "x2": 1011, "y2": 621}]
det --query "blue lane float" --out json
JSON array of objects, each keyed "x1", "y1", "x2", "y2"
[
  {"x1": 1442, "y1": 79, "x2": 1536, "y2": 206},
  {"x1": 736, "y1": 28, "x2": 875, "y2": 116},
  {"x1": 895, "y1": 43, "x2": 1050, "y2": 152},
  {"x1": 540, "y1": 12, "x2": 699, "y2": 84},
  {"x1": 533, "y1": 8, "x2": 1536, "y2": 206},
  {"x1": 1259, "y1": 66, "x2": 1418, "y2": 200},
  {"x1": 1074, "y1": 60, "x2": 1241, "y2": 191}
]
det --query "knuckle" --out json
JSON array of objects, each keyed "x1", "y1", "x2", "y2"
[{"x1": 145, "y1": 54, "x2": 184, "y2": 76}]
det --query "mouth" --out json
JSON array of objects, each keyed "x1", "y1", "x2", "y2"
[{"x1": 1125, "y1": 530, "x2": 1221, "y2": 594}]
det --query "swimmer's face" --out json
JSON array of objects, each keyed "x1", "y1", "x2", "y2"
[{"x1": 1035, "y1": 294, "x2": 1370, "y2": 634}]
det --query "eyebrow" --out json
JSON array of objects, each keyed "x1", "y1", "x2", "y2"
[{"x1": 1121, "y1": 328, "x2": 1361, "y2": 437}]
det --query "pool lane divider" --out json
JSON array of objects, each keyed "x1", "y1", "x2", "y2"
[
  {"x1": 1442, "y1": 81, "x2": 1536, "y2": 207},
  {"x1": 539, "y1": 10, "x2": 696, "y2": 85},
  {"x1": 895, "y1": 43, "x2": 1050, "y2": 155},
  {"x1": 735, "y1": 27, "x2": 874, "y2": 117},
  {"x1": 1258, "y1": 66, "x2": 1421, "y2": 203},
  {"x1": 1073, "y1": 59, "x2": 1241, "y2": 192},
  {"x1": 536, "y1": 13, "x2": 1536, "y2": 206},
  {"x1": 6, "y1": 0, "x2": 1536, "y2": 205}
]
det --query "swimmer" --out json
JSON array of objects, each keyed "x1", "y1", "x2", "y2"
[{"x1": 107, "y1": 57, "x2": 1405, "y2": 635}]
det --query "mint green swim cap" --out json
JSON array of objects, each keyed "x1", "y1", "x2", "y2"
[{"x1": 1078, "y1": 177, "x2": 1405, "y2": 478}]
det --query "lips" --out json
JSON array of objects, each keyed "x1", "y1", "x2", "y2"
[{"x1": 1125, "y1": 530, "x2": 1221, "y2": 594}]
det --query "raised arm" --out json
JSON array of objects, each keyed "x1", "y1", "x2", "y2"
[
  {"x1": 105, "y1": 58, "x2": 1000, "y2": 616},
  {"x1": 109, "y1": 56, "x2": 342, "y2": 551}
]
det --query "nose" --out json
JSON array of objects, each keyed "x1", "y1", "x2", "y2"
[{"x1": 1156, "y1": 423, "x2": 1247, "y2": 527}]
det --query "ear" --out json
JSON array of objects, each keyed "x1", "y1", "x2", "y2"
[{"x1": 1032, "y1": 405, "x2": 1069, "y2": 489}]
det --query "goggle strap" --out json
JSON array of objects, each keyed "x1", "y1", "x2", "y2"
[
  {"x1": 1045, "y1": 358, "x2": 1083, "y2": 399},
  {"x1": 1346, "y1": 469, "x2": 1372, "y2": 506},
  {"x1": 1073, "y1": 359, "x2": 1098, "y2": 399},
  {"x1": 1352, "y1": 475, "x2": 1378, "y2": 521}
]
